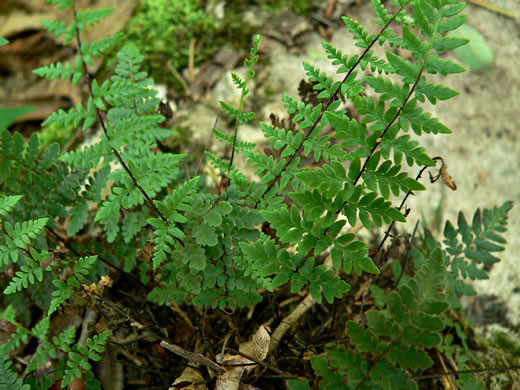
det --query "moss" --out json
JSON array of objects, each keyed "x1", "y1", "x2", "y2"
[{"x1": 39, "y1": 122, "x2": 76, "y2": 149}]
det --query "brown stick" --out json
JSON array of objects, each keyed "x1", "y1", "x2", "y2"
[{"x1": 160, "y1": 341, "x2": 225, "y2": 374}]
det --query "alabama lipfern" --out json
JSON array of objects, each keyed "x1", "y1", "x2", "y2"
[
  {"x1": 0, "y1": 304, "x2": 109, "y2": 388},
  {"x1": 311, "y1": 248, "x2": 448, "y2": 390},
  {"x1": 0, "y1": 354, "x2": 29, "y2": 390},
  {"x1": 419, "y1": 201, "x2": 513, "y2": 306},
  {"x1": 0, "y1": 0, "x2": 510, "y2": 387},
  {"x1": 306, "y1": 203, "x2": 511, "y2": 390},
  {"x1": 1, "y1": 0, "x2": 469, "y2": 316}
]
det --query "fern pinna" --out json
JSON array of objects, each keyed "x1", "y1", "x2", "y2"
[{"x1": 0, "y1": 0, "x2": 513, "y2": 388}]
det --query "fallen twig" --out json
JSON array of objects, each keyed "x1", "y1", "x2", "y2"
[{"x1": 160, "y1": 340, "x2": 225, "y2": 375}]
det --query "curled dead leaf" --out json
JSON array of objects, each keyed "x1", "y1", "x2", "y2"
[{"x1": 440, "y1": 162, "x2": 457, "y2": 190}]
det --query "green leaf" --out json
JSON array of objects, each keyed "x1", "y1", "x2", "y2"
[
  {"x1": 358, "y1": 256, "x2": 380, "y2": 274},
  {"x1": 0, "y1": 195, "x2": 22, "y2": 217},
  {"x1": 287, "y1": 379, "x2": 311, "y2": 390},
  {"x1": 203, "y1": 210, "x2": 222, "y2": 227},
  {"x1": 449, "y1": 25, "x2": 493, "y2": 72},
  {"x1": 0, "y1": 354, "x2": 30, "y2": 390},
  {"x1": 0, "y1": 106, "x2": 36, "y2": 130},
  {"x1": 192, "y1": 224, "x2": 218, "y2": 247},
  {"x1": 67, "y1": 200, "x2": 89, "y2": 236}
]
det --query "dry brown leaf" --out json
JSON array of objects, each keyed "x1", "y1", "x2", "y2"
[{"x1": 440, "y1": 162, "x2": 457, "y2": 191}]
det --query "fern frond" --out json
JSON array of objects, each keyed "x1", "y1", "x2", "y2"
[
  {"x1": 85, "y1": 330, "x2": 110, "y2": 360},
  {"x1": 81, "y1": 34, "x2": 122, "y2": 59},
  {"x1": 49, "y1": 279, "x2": 73, "y2": 315},
  {"x1": 260, "y1": 204, "x2": 346, "y2": 260},
  {"x1": 244, "y1": 150, "x2": 286, "y2": 184},
  {"x1": 147, "y1": 217, "x2": 185, "y2": 269},
  {"x1": 40, "y1": 19, "x2": 68, "y2": 39},
  {"x1": 25, "y1": 317, "x2": 55, "y2": 373},
  {"x1": 365, "y1": 75, "x2": 409, "y2": 107},
  {"x1": 76, "y1": 8, "x2": 114, "y2": 29},
  {"x1": 148, "y1": 281, "x2": 188, "y2": 306},
  {"x1": 3, "y1": 218, "x2": 49, "y2": 249},
  {"x1": 295, "y1": 160, "x2": 346, "y2": 199},
  {"x1": 219, "y1": 101, "x2": 255, "y2": 125},
  {"x1": 4, "y1": 249, "x2": 49, "y2": 294},
  {"x1": 363, "y1": 151, "x2": 425, "y2": 198},
  {"x1": 302, "y1": 133, "x2": 350, "y2": 163},
  {"x1": 360, "y1": 50, "x2": 394, "y2": 74},
  {"x1": 42, "y1": 101, "x2": 95, "y2": 130},
  {"x1": 62, "y1": 348, "x2": 94, "y2": 387},
  {"x1": 326, "y1": 111, "x2": 371, "y2": 158},
  {"x1": 153, "y1": 176, "x2": 200, "y2": 224},
  {"x1": 401, "y1": 98, "x2": 451, "y2": 135},
  {"x1": 0, "y1": 354, "x2": 29, "y2": 390},
  {"x1": 322, "y1": 41, "x2": 358, "y2": 74},
  {"x1": 372, "y1": 0, "x2": 393, "y2": 25},
  {"x1": 45, "y1": 0, "x2": 72, "y2": 11},
  {"x1": 441, "y1": 201, "x2": 512, "y2": 299},
  {"x1": 341, "y1": 16, "x2": 377, "y2": 49},
  {"x1": 34, "y1": 54, "x2": 84, "y2": 84},
  {"x1": 303, "y1": 63, "x2": 340, "y2": 100},
  {"x1": 331, "y1": 233, "x2": 377, "y2": 274},
  {"x1": 283, "y1": 94, "x2": 322, "y2": 130},
  {"x1": 73, "y1": 255, "x2": 97, "y2": 280},
  {"x1": 341, "y1": 187, "x2": 406, "y2": 229},
  {"x1": 127, "y1": 153, "x2": 186, "y2": 197},
  {"x1": 0, "y1": 326, "x2": 29, "y2": 356},
  {"x1": 212, "y1": 128, "x2": 256, "y2": 152},
  {"x1": 416, "y1": 80, "x2": 458, "y2": 105},
  {"x1": 0, "y1": 195, "x2": 22, "y2": 217},
  {"x1": 205, "y1": 152, "x2": 254, "y2": 193},
  {"x1": 380, "y1": 133, "x2": 434, "y2": 167},
  {"x1": 261, "y1": 123, "x2": 302, "y2": 158},
  {"x1": 314, "y1": 247, "x2": 448, "y2": 388},
  {"x1": 121, "y1": 208, "x2": 149, "y2": 244},
  {"x1": 426, "y1": 52, "x2": 466, "y2": 75}
]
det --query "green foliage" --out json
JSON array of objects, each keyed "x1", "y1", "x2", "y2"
[
  {"x1": 312, "y1": 196, "x2": 511, "y2": 388},
  {"x1": 0, "y1": 354, "x2": 30, "y2": 390},
  {"x1": 313, "y1": 248, "x2": 449, "y2": 389},
  {"x1": 417, "y1": 201, "x2": 513, "y2": 306},
  {"x1": 0, "y1": 0, "x2": 512, "y2": 387},
  {"x1": 0, "y1": 303, "x2": 108, "y2": 388},
  {"x1": 61, "y1": 330, "x2": 109, "y2": 387},
  {"x1": 48, "y1": 255, "x2": 97, "y2": 315},
  {"x1": 449, "y1": 24, "x2": 493, "y2": 71},
  {"x1": 3, "y1": 248, "x2": 49, "y2": 294},
  {"x1": 0, "y1": 106, "x2": 36, "y2": 131},
  {"x1": 125, "y1": 0, "x2": 218, "y2": 89}
]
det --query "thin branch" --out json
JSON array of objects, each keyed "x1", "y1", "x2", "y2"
[
  {"x1": 268, "y1": 291, "x2": 317, "y2": 353},
  {"x1": 226, "y1": 347, "x2": 299, "y2": 378},
  {"x1": 160, "y1": 341, "x2": 225, "y2": 375}
]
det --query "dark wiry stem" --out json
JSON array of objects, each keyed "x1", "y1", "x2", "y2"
[
  {"x1": 253, "y1": 10, "x2": 402, "y2": 209},
  {"x1": 70, "y1": 0, "x2": 184, "y2": 247}
]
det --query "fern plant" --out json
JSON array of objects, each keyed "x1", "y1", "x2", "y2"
[
  {"x1": 0, "y1": 0, "x2": 513, "y2": 388},
  {"x1": 305, "y1": 202, "x2": 511, "y2": 389}
]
